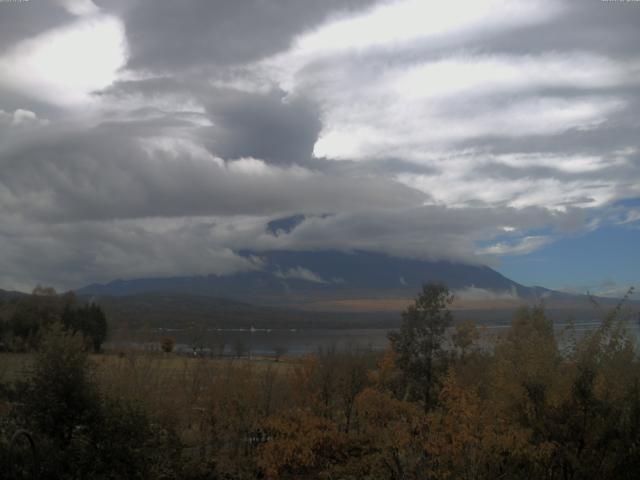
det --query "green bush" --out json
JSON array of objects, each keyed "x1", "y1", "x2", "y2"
[{"x1": 12, "y1": 323, "x2": 182, "y2": 479}]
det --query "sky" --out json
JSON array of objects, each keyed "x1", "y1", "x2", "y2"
[{"x1": 0, "y1": 0, "x2": 639, "y2": 296}]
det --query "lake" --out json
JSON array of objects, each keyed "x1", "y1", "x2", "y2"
[{"x1": 107, "y1": 318, "x2": 640, "y2": 356}]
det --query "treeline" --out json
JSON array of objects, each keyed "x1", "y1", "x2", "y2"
[
  {"x1": 1, "y1": 283, "x2": 639, "y2": 479},
  {"x1": 0, "y1": 285, "x2": 108, "y2": 352}
]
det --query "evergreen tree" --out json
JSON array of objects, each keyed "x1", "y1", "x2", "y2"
[{"x1": 388, "y1": 283, "x2": 453, "y2": 410}]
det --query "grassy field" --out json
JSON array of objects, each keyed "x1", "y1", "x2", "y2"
[
  {"x1": 1, "y1": 350, "x2": 295, "y2": 384},
  {"x1": 1, "y1": 350, "x2": 299, "y2": 445}
]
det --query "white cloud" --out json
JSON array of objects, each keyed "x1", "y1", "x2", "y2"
[
  {"x1": 275, "y1": 266, "x2": 329, "y2": 284},
  {"x1": 258, "y1": 13, "x2": 639, "y2": 217},
  {"x1": 11, "y1": 109, "x2": 37, "y2": 126},
  {"x1": 0, "y1": 14, "x2": 128, "y2": 106},
  {"x1": 558, "y1": 281, "x2": 638, "y2": 300},
  {"x1": 397, "y1": 172, "x2": 613, "y2": 212},
  {"x1": 0, "y1": 108, "x2": 49, "y2": 128},
  {"x1": 454, "y1": 285, "x2": 520, "y2": 301},
  {"x1": 391, "y1": 54, "x2": 639, "y2": 101},
  {"x1": 304, "y1": 1, "x2": 467, "y2": 49},
  {"x1": 477, "y1": 235, "x2": 552, "y2": 256},
  {"x1": 225, "y1": 157, "x2": 311, "y2": 178},
  {"x1": 312, "y1": 88, "x2": 622, "y2": 160},
  {"x1": 494, "y1": 153, "x2": 617, "y2": 174},
  {"x1": 284, "y1": 0, "x2": 562, "y2": 63},
  {"x1": 617, "y1": 209, "x2": 640, "y2": 225}
]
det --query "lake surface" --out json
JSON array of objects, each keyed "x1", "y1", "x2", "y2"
[{"x1": 107, "y1": 318, "x2": 640, "y2": 356}]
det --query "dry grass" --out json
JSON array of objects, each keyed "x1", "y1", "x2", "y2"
[
  {"x1": 0, "y1": 351, "x2": 295, "y2": 381},
  {"x1": 1, "y1": 350, "x2": 298, "y2": 452},
  {"x1": 302, "y1": 296, "x2": 529, "y2": 312},
  {"x1": 302, "y1": 297, "x2": 412, "y2": 312}
]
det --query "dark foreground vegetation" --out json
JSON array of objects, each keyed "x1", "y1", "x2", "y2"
[
  {"x1": 1, "y1": 284, "x2": 639, "y2": 479},
  {"x1": 0, "y1": 285, "x2": 107, "y2": 353}
]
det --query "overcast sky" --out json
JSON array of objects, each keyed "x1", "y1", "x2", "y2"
[{"x1": 0, "y1": 0, "x2": 639, "y2": 295}]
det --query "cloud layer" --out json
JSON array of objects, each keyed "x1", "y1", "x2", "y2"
[{"x1": 0, "y1": 0, "x2": 639, "y2": 290}]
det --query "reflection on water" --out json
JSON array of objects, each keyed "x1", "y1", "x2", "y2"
[{"x1": 107, "y1": 319, "x2": 640, "y2": 356}]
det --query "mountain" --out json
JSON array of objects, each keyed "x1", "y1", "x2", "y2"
[
  {"x1": 78, "y1": 250, "x2": 548, "y2": 306},
  {"x1": 0, "y1": 288, "x2": 26, "y2": 301},
  {"x1": 0, "y1": 250, "x2": 625, "y2": 330}
]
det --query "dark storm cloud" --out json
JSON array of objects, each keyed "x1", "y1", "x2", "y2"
[
  {"x1": 477, "y1": 0, "x2": 640, "y2": 58},
  {"x1": 98, "y1": 75, "x2": 205, "y2": 101},
  {"x1": 454, "y1": 93, "x2": 640, "y2": 157},
  {"x1": 0, "y1": 216, "x2": 264, "y2": 289},
  {"x1": 205, "y1": 89, "x2": 321, "y2": 164},
  {"x1": 0, "y1": 121, "x2": 426, "y2": 222},
  {"x1": 0, "y1": 91, "x2": 67, "y2": 122},
  {"x1": 101, "y1": 79, "x2": 322, "y2": 165},
  {"x1": 223, "y1": 204, "x2": 586, "y2": 265},
  {"x1": 95, "y1": 0, "x2": 377, "y2": 71}
]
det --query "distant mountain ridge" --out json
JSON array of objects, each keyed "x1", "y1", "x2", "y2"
[
  {"x1": 77, "y1": 250, "x2": 550, "y2": 305},
  {"x1": 0, "y1": 288, "x2": 26, "y2": 301},
  {"x1": 3, "y1": 251, "x2": 636, "y2": 331}
]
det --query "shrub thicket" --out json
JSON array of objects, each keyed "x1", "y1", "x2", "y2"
[{"x1": 6, "y1": 324, "x2": 181, "y2": 479}]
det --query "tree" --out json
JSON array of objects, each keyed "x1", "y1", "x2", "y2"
[
  {"x1": 336, "y1": 348, "x2": 369, "y2": 433},
  {"x1": 9, "y1": 292, "x2": 62, "y2": 349},
  {"x1": 14, "y1": 323, "x2": 101, "y2": 450},
  {"x1": 84, "y1": 303, "x2": 108, "y2": 353},
  {"x1": 32, "y1": 284, "x2": 57, "y2": 297},
  {"x1": 12, "y1": 323, "x2": 181, "y2": 478},
  {"x1": 451, "y1": 319, "x2": 480, "y2": 360},
  {"x1": 258, "y1": 408, "x2": 343, "y2": 479},
  {"x1": 353, "y1": 387, "x2": 426, "y2": 479},
  {"x1": 161, "y1": 336, "x2": 175, "y2": 353},
  {"x1": 9, "y1": 305, "x2": 41, "y2": 347},
  {"x1": 62, "y1": 302, "x2": 108, "y2": 353},
  {"x1": 233, "y1": 338, "x2": 248, "y2": 358},
  {"x1": 388, "y1": 283, "x2": 453, "y2": 410},
  {"x1": 315, "y1": 346, "x2": 339, "y2": 416},
  {"x1": 424, "y1": 370, "x2": 534, "y2": 480}
]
